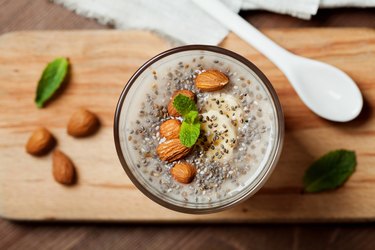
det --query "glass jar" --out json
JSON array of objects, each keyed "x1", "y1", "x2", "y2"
[{"x1": 114, "y1": 45, "x2": 284, "y2": 213}]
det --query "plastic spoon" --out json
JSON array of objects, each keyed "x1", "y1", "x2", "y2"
[{"x1": 192, "y1": 0, "x2": 363, "y2": 122}]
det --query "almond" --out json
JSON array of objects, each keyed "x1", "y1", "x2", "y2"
[
  {"x1": 67, "y1": 108, "x2": 100, "y2": 137},
  {"x1": 156, "y1": 139, "x2": 190, "y2": 162},
  {"x1": 160, "y1": 119, "x2": 181, "y2": 140},
  {"x1": 195, "y1": 69, "x2": 229, "y2": 92},
  {"x1": 26, "y1": 127, "x2": 55, "y2": 156},
  {"x1": 170, "y1": 162, "x2": 196, "y2": 184},
  {"x1": 167, "y1": 89, "x2": 195, "y2": 117},
  {"x1": 52, "y1": 149, "x2": 76, "y2": 185}
]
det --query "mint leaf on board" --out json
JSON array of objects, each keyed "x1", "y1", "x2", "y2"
[
  {"x1": 173, "y1": 94, "x2": 197, "y2": 116},
  {"x1": 35, "y1": 57, "x2": 69, "y2": 108},
  {"x1": 303, "y1": 149, "x2": 356, "y2": 193},
  {"x1": 179, "y1": 121, "x2": 201, "y2": 148}
]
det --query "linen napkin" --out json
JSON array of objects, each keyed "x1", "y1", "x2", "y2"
[
  {"x1": 242, "y1": 0, "x2": 375, "y2": 19},
  {"x1": 52, "y1": 0, "x2": 242, "y2": 45},
  {"x1": 51, "y1": 0, "x2": 375, "y2": 44}
]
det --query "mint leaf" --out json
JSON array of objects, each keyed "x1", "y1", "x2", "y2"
[
  {"x1": 172, "y1": 93, "x2": 200, "y2": 147},
  {"x1": 184, "y1": 111, "x2": 199, "y2": 124},
  {"x1": 180, "y1": 121, "x2": 200, "y2": 147},
  {"x1": 173, "y1": 94, "x2": 197, "y2": 116},
  {"x1": 303, "y1": 149, "x2": 356, "y2": 193},
  {"x1": 179, "y1": 111, "x2": 200, "y2": 147},
  {"x1": 35, "y1": 57, "x2": 69, "y2": 108}
]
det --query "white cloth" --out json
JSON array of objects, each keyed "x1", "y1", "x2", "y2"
[
  {"x1": 242, "y1": 0, "x2": 375, "y2": 19},
  {"x1": 241, "y1": 0, "x2": 320, "y2": 19},
  {"x1": 51, "y1": 0, "x2": 375, "y2": 45}
]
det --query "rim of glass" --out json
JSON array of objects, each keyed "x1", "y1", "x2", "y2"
[{"x1": 114, "y1": 45, "x2": 284, "y2": 214}]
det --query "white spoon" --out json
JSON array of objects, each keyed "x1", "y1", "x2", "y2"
[{"x1": 192, "y1": 0, "x2": 363, "y2": 122}]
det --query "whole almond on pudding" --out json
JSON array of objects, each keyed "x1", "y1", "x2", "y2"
[
  {"x1": 156, "y1": 139, "x2": 190, "y2": 162},
  {"x1": 195, "y1": 70, "x2": 229, "y2": 92},
  {"x1": 160, "y1": 119, "x2": 181, "y2": 140},
  {"x1": 52, "y1": 150, "x2": 75, "y2": 185},
  {"x1": 67, "y1": 108, "x2": 99, "y2": 137},
  {"x1": 170, "y1": 162, "x2": 196, "y2": 184},
  {"x1": 26, "y1": 127, "x2": 55, "y2": 156},
  {"x1": 167, "y1": 89, "x2": 195, "y2": 117}
]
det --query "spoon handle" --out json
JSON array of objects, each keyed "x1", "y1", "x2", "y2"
[{"x1": 192, "y1": 0, "x2": 293, "y2": 70}]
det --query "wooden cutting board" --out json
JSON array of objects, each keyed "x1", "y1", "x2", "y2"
[{"x1": 0, "y1": 29, "x2": 374, "y2": 222}]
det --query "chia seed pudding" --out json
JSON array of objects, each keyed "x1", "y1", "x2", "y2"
[{"x1": 115, "y1": 46, "x2": 284, "y2": 213}]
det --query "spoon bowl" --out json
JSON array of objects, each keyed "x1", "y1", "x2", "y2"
[{"x1": 285, "y1": 55, "x2": 363, "y2": 122}]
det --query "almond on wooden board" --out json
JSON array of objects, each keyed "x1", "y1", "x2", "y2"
[
  {"x1": 167, "y1": 90, "x2": 196, "y2": 117},
  {"x1": 25, "y1": 127, "x2": 55, "y2": 156},
  {"x1": 170, "y1": 162, "x2": 196, "y2": 184},
  {"x1": 156, "y1": 139, "x2": 190, "y2": 162},
  {"x1": 160, "y1": 119, "x2": 181, "y2": 140},
  {"x1": 52, "y1": 149, "x2": 76, "y2": 185},
  {"x1": 67, "y1": 108, "x2": 100, "y2": 137},
  {"x1": 195, "y1": 70, "x2": 229, "y2": 92}
]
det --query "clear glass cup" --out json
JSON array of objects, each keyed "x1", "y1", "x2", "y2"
[{"x1": 114, "y1": 45, "x2": 284, "y2": 213}]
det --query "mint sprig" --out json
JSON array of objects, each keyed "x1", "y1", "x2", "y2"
[
  {"x1": 303, "y1": 149, "x2": 356, "y2": 193},
  {"x1": 173, "y1": 94, "x2": 200, "y2": 147}
]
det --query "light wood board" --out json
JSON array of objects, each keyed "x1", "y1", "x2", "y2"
[{"x1": 0, "y1": 29, "x2": 374, "y2": 222}]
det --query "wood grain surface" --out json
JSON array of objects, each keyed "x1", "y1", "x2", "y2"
[{"x1": 0, "y1": 28, "x2": 374, "y2": 222}]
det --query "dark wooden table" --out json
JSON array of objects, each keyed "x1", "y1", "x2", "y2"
[{"x1": 1, "y1": 1, "x2": 374, "y2": 249}]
